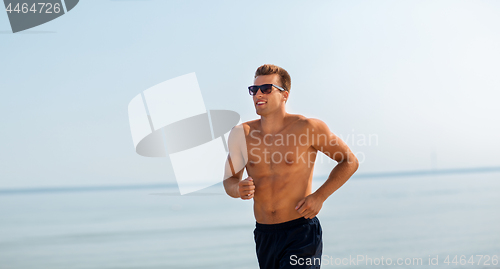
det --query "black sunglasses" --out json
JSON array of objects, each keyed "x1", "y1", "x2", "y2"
[{"x1": 248, "y1": 84, "x2": 286, "y2": 96}]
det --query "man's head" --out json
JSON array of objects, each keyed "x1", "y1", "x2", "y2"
[{"x1": 252, "y1": 64, "x2": 291, "y2": 116}]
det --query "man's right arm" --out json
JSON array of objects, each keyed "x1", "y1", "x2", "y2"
[
  {"x1": 223, "y1": 155, "x2": 244, "y2": 198},
  {"x1": 222, "y1": 124, "x2": 254, "y2": 199},
  {"x1": 223, "y1": 163, "x2": 254, "y2": 199}
]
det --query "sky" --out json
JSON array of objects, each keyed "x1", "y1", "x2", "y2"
[{"x1": 1, "y1": 0, "x2": 499, "y2": 188}]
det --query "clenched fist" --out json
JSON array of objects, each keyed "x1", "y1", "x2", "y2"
[
  {"x1": 295, "y1": 193, "x2": 325, "y2": 219},
  {"x1": 238, "y1": 177, "x2": 255, "y2": 200}
]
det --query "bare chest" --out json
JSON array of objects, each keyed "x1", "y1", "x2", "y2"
[{"x1": 245, "y1": 132, "x2": 317, "y2": 173}]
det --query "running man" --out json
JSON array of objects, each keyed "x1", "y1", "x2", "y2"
[{"x1": 223, "y1": 64, "x2": 359, "y2": 269}]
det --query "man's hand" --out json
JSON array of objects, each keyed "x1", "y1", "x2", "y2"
[
  {"x1": 238, "y1": 177, "x2": 255, "y2": 200},
  {"x1": 295, "y1": 193, "x2": 324, "y2": 219}
]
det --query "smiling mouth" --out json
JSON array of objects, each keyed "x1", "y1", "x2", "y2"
[{"x1": 256, "y1": 101, "x2": 267, "y2": 106}]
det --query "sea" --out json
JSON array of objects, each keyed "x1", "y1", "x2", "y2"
[{"x1": 1, "y1": 172, "x2": 499, "y2": 269}]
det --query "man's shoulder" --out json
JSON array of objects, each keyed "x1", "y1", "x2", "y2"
[
  {"x1": 242, "y1": 119, "x2": 261, "y2": 127},
  {"x1": 229, "y1": 119, "x2": 259, "y2": 136},
  {"x1": 232, "y1": 115, "x2": 328, "y2": 132},
  {"x1": 239, "y1": 119, "x2": 259, "y2": 132},
  {"x1": 288, "y1": 114, "x2": 326, "y2": 129}
]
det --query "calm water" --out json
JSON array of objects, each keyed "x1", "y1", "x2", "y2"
[{"x1": 1, "y1": 173, "x2": 499, "y2": 269}]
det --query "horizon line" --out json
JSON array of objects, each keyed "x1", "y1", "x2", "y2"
[
  {"x1": 350, "y1": 166, "x2": 500, "y2": 179},
  {"x1": 1, "y1": 166, "x2": 499, "y2": 195}
]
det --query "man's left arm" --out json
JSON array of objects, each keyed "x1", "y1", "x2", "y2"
[{"x1": 295, "y1": 118, "x2": 359, "y2": 219}]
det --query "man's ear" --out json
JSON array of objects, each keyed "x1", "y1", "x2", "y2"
[{"x1": 284, "y1": 91, "x2": 289, "y2": 102}]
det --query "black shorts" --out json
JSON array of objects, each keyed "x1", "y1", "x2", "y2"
[{"x1": 254, "y1": 216, "x2": 323, "y2": 269}]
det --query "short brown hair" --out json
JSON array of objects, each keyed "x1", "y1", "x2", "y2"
[{"x1": 254, "y1": 64, "x2": 291, "y2": 92}]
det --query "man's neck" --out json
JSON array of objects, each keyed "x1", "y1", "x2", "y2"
[{"x1": 260, "y1": 109, "x2": 288, "y2": 135}]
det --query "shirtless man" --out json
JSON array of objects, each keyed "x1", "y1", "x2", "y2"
[{"x1": 223, "y1": 64, "x2": 359, "y2": 269}]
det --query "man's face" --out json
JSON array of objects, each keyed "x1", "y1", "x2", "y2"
[{"x1": 252, "y1": 74, "x2": 288, "y2": 116}]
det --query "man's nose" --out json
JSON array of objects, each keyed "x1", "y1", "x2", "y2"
[{"x1": 256, "y1": 88, "x2": 265, "y2": 96}]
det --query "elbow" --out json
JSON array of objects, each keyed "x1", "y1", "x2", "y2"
[
  {"x1": 223, "y1": 178, "x2": 239, "y2": 198},
  {"x1": 341, "y1": 152, "x2": 359, "y2": 172},
  {"x1": 350, "y1": 153, "x2": 360, "y2": 172},
  {"x1": 222, "y1": 178, "x2": 230, "y2": 193}
]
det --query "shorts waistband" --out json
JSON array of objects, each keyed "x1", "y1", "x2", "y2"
[{"x1": 255, "y1": 216, "x2": 317, "y2": 232}]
